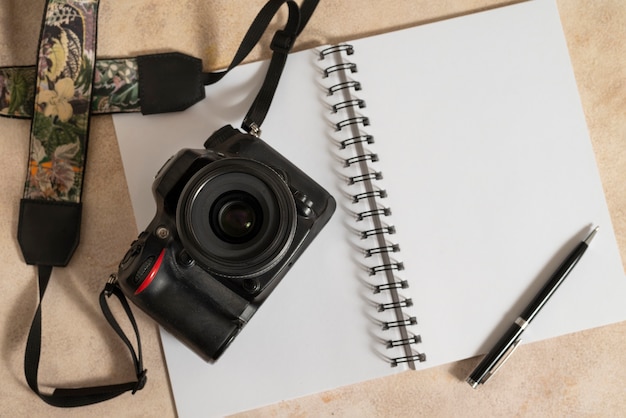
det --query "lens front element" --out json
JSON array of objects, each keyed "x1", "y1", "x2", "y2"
[{"x1": 212, "y1": 191, "x2": 262, "y2": 244}]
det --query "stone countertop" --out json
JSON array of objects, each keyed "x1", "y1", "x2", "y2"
[{"x1": 1, "y1": 1, "x2": 625, "y2": 416}]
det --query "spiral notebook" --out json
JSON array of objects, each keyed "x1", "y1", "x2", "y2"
[{"x1": 112, "y1": 0, "x2": 626, "y2": 416}]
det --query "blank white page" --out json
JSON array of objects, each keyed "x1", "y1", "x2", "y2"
[{"x1": 113, "y1": 1, "x2": 626, "y2": 416}]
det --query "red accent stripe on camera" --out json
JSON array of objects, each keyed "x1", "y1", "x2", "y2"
[{"x1": 135, "y1": 249, "x2": 166, "y2": 295}]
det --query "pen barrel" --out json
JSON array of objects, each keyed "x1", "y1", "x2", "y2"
[
  {"x1": 468, "y1": 237, "x2": 593, "y2": 388},
  {"x1": 467, "y1": 322, "x2": 524, "y2": 387},
  {"x1": 519, "y1": 242, "x2": 587, "y2": 323}
]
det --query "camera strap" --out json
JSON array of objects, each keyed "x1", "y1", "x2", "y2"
[
  {"x1": 1, "y1": 1, "x2": 318, "y2": 119},
  {"x1": 204, "y1": 0, "x2": 319, "y2": 136},
  {"x1": 16, "y1": 0, "x2": 318, "y2": 408},
  {"x1": 19, "y1": 0, "x2": 147, "y2": 407},
  {"x1": 25, "y1": 266, "x2": 147, "y2": 407}
]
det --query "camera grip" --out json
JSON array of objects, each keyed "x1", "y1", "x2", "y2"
[{"x1": 121, "y1": 248, "x2": 250, "y2": 362}]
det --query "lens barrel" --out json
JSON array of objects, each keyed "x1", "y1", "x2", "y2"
[{"x1": 177, "y1": 158, "x2": 297, "y2": 278}]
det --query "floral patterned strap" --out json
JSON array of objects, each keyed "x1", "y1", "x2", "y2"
[
  {"x1": 1, "y1": 58, "x2": 140, "y2": 118},
  {"x1": 1, "y1": 49, "x2": 207, "y2": 119},
  {"x1": 24, "y1": 0, "x2": 100, "y2": 203}
]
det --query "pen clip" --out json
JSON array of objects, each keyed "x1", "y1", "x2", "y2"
[{"x1": 483, "y1": 338, "x2": 522, "y2": 384}]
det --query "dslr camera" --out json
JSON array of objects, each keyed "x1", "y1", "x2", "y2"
[{"x1": 117, "y1": 125, "x2": 335, "y2": 361}]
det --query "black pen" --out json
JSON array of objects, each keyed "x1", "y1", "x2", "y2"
[{"x1": 466, "y1": 226, "x2": 599, "y2": 388}]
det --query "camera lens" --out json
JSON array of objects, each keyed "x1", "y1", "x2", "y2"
[
  {"x1": 177, "y1": 158, "x2": 297, "y2": 278},
  {"x1": 211, "y1": 191, "x2": 262, "y2": 244}
]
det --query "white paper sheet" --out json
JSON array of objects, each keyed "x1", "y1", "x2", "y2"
[{"x1": 113, "y1": 1, "x2": 626, "y2": 416}]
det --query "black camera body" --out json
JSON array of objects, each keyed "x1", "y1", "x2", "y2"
[{"x1": 117, "y1": 125, "x2": 335, "y2": 362}]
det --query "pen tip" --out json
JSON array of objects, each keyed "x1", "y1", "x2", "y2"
[{"x1": 584, "y1": 226, "x2": 599, "y2": 245}]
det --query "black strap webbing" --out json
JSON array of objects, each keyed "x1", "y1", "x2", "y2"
[
  {"x1": 202, "y1": 0, "x2": 320, "y2": 135},
  {"x1": 242, "y1": 0, "x2": 302, "y2": 134},
  {"x1": 24, "y1": 267, "x2": 146, "y2": 407},
  {"x1": 203, "y1": 0, "x2": 308, "y2": 86}
]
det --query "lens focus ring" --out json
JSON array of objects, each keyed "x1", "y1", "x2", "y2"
[{"x1": 176, "y1": 158, "x2": 297, "y2": 278}]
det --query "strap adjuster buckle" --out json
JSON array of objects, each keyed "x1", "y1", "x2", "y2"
[{"x1": 270, "y1": 30, "x2": 295, "y2": 54}]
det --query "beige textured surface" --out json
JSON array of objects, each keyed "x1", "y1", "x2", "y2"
[{"x1": 1, "y1": 0, "x2": 625, "y2": 416}]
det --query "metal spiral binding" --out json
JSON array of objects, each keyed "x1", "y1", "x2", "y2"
[
  {"x1": 340, "y1": 134, "x2": 374, "y2": 149},
  {"x1": 332, "y1": 99, "x2": 366, "y2": 113},
  {"x1": 336, "y1": 116, "x2": 370, "y2": 131},
  {"x1": 369, "y1": 262, "x2": 404, "y2": 276},
  {"x1": 382, "y1": 317, "x2": 417, "y2": 330},
  {"x1": 318, "y1": 44, "x2": 354, "y2": 59},
  {"x1": 365, "y1": 243, "x2": 400, "y2": 257},
  {"x1": 344, "y1": 153, "x2": 378, "y2": 167},
  {"x1": 352, "y1": 189, "x2": 387, "y2": 203},
  {"x1": 391, "y1": 353, "x2": 427, "y2": 368},
  {"x1": 324, "y1": 62, "x2": 358, "y2": 78},
  {"x1": 357, "y1": 207, "x2": 391, "y2": 221},
  {"x1": 349, "y1": 171, "x2": 382, "y2": 185},
  {"x1": 378, "y1": 297, "x2": 412, "y2": 312},
  {"x1": 386, "y1": 334, "x2": 420, "y2": 348},
  {"x1": 360, "y1": 225, "x2": 396, "y2": 239},
  {"x1": 321, "y1": 43, "x2": 425, "y2": 368},
  {"x1": 374, "y1": 280, "x2": 408, "y2": 293},
  {"x1": 328, "y1": 80, "x2": 361, "y2": 95}
]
